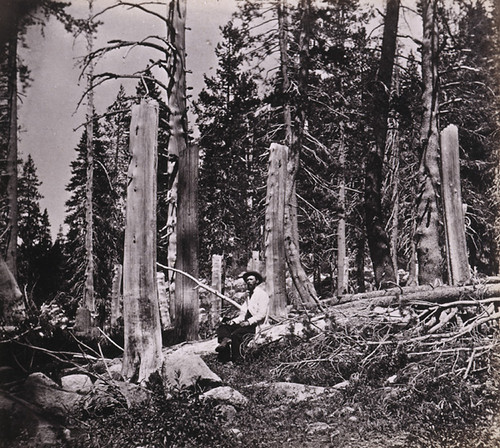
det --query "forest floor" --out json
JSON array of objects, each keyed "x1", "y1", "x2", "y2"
[
  {"x1": 6, "y1": 288, "x2": 500, "y2": 448},
  {"x1": 66, "y1": 313, "x2": 500, "y2": 448},
  {"x1": 202, "y1": 347, "x2": 500, "y2": 448}
]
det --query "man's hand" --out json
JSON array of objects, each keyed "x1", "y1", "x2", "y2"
[{"x1": 240, "y1": 320, "x2": 250, "y2": 327}]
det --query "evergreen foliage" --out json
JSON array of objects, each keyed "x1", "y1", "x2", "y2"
[
  {"x1": 195, "y1": 21, "x2": 265, "y2": 277},
  {"x1": 64, "y1": 120, "x2": 117, "y2": 322},
  {"x1": 439, "y1": 1, "x2": 498, "y2": 274},
  {"x1": 17, "y1": 154, "x2": 52, "y2": 305}
]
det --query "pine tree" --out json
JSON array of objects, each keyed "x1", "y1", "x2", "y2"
[
  {"x1": 17, "y1": 155, "x2": 52, "y2": 304},
  {"x1": 439, "y1": 2, "x2": 498, "y2": 274},
  {"x1": 64, "y1": 121, "x2": 116, "y2": 323},
  {"x1": 195, "y1": 21, "x2": 264, "y2": 277},
  {"x1": 100, "y1": 85, "x2": 132, "y2": 266},
  {"x1": 0, "y1": 1, "x2": 82, "y2": 275}
]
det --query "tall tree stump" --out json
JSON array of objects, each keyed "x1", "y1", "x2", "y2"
[
  {"x1": 265, "y1": 143, "x2": 287, "y2": 319},
  {"x1": 209, "y1": 254, "x2": 222, "y2": 332},
  {"x1": 174, "y1": 144, "x2": 200, "y2": 342},
  {"x1": 110, "y1": 263, "x2": 122, "y2": 328},
  {"x1": 122, "y1": 99, "x2": 163, "y2": 382},
  {"x1": 441, "y1": 124, "x2": 470, "y2": 285},
  {"x1": 157, "y1": 272, "x2": 172, "y2": 330}
]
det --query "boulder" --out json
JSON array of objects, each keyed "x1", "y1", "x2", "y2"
[
  {"x1": 17, "y1": 373, "x2": 83, "y2": 417},
  {"x1": 116, "y1": 381, "x2": 151, "y2": 408},
  {"x1": 214, "y1": 404, "x2": 237, "y2": 422},
  {"x1": 92, "y1": 357, "x2": 121, "y2": 375},
  {"x1": 162, "y1": 338, "x2": 218, "y2": 357},
  {"x1": 107, "y1": 361, "x2": 124, "y2": 381},
  {"x1": 162, "y1": 351, "x2": 222, "y2": 390},
  {"x1": 263, "y1": 382, "x2": 338, "y2": 403},
  {"x1": 84, "y1": 379, "x2": 151, "y2": 414},
  {"x1": 0, "y1": 389, "x2": 68, "y2": 447},
  {"x1": 61, "y1": 374, "x2": 93, "y2": 394},
  {"x1": 200, "y1": 386, "x2": 248, "y2": 408}
]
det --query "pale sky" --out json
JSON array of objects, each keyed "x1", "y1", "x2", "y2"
[
  {"x1": 18, "y1": 0, "x2": 236, "y2": 239},
  {"x1": 18, "y1": 0, "x2": 420, "y2": 240}
]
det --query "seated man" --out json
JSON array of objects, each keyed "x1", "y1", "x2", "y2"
[{"x1": 216, "y1": 271, "x2": 270, "y2": 362}]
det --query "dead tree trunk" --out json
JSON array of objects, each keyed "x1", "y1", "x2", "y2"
[
  {"x1": 277, "y1": 0, "x2": 303, "y2": 304},
  {"x1": 336, "y1": 282, "x2": 500, "y2": 308},
  {"x1": 122, "y1": 99, "x2": 163, "y2": 382},
  {"x1": 165, "y1": 0, "x2": 187, "y2": 306},
  {"x1": 247, "y1": 250, "x2": 262, "y2": 273},
  {"x1": 157, "y1": 272, "x2": 172, "y2": 330},
  {"x1": 110, "y1": 263, "x2": 122, "y2": 328},
  {"x1": 77, "y1": 0, "x2": 96, "y2": 336},
  {"x1": 173, "y1": 144, "x2": 199, "y2": 342},
  {"x1": 0, "y1": 258, "x2": 23, "y2": 325},
  {"x1": 385, "y1": 117, "x2": 400, "y2": 282},
  {"x1": 415, "y1": 0, "x2": 445, "y2": 285},
  {"x1": 364, "y1": 0, "x2": 400, "y2": 288},
  {"x1": 265, "y1": 144, "x2": 287, "y2": 319},
  {"x1": 494, "y1": 2, "x2": 500, "y2": 272},
  {"x1": 337, "y1": 130, "x2": 348, "y2": 295},
  {"x1": 440, "y1": 125, "x2": 470, "y2": 285},
  {"x1": 209, "y1": 254, "x2": 222, "y2": 332},
  {"x1": 5, "y1": 30, "x2": 17, "y2": 276},
  {"x1": 284, "y1": 0, "x2": 318, "y2": 306}
]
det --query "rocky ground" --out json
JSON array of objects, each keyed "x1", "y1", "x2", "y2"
[{"x1": 2, "y1": 317, "x2": 500, "y2": 447}]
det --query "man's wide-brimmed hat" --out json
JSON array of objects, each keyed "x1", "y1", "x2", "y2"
[{"x1": 241, "y1": 271, "x2": 264, "y2": 284}]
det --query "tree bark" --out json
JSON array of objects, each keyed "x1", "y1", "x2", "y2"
[
  {"x1": 78, "y1": 0, "x2": 95, "y2": 335},
  {"x1": 157, "y1": 271, "x2": 172, "y2": 330},
  {"x1": 122, "y1": 99, "x2": 163, "y2": 383},
  {"x1": 110, "y1": 263, "x2": 122, "y2": 328},
  {"x1": 0, "y1": 257, "x2": 23, "y2": 325},
  {"x1": 265, "y1": 143, "x2": 288, "y2": 320},
  {"x1": 173, "y1": 144, "x2": 199, "y2": 342},
  {"x1": 277, "y1": 0, "x2": 302, "y2": 304},
  {"x1": 415, "y1": 0, "x2": 445, "y2": 285},
  {"x1": 210, "y1": 254, "x2": 222, "y2": 332},
  {"x1": 364, "y1": 0, "x2": 400, "y2": 288},
  {"x1": 493, "y1": 0, "x2": 500, "y2": 272},
  {"x1": 386, "y1": 117, "x2": 400, "y2": 281},
  {"x1": 337, "y1": 130, "x2": 348, "y2": 295},
  {"x1": 440, "y1": 125, "x2": 470, "y2": 285},
  {"x1": 336, "y1": 282, "x2": 500, "y2": 308},
  {"x1": 165, "y1": 0, "x2": 187, "y2": 306},
  {"x1": 246, "y1": 250, "x2": 262, "y2": 273},
  {"x1": 284, "y1": 0, "x2": 318, "y2": 306},
  {"x1": 5, "y1": 29, "x2": 17, "y2": 276}
]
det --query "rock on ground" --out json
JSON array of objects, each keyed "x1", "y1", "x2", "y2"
[
  {"x1": 61, "y1": 374, "x2": 93, "y2": 393},
  {"x1": 0, "y1": 389, "x2": 67, "y2": 447},
  {"x1": 162, "y1": 351, "x2": 222, "y2": 389},
  {"x1": 83, "y1": 378, "x2": 151, "y2": 414},
  {"x1": 17, "y1": 372, "x2": 84, "y2": 417},
  {"x1": 200, "y1": 386, "x2": 248, "y2": 408},
  {"x1": 257, "y1": 381, "x2": 341, "y2": 403}
]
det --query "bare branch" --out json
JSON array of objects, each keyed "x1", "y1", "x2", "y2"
[
  {"x1": 75, "y1": 73, "x2": 168, "y2": 110},
  {"x1": 156, "y1": 262, "x2": 244, "y2": 310},
  {"x1": 79, "y1": 38, "x2": 171, "y2": 80},
  {"x1": 93, "y1": 1, "x2": 168, "y2": 25}
]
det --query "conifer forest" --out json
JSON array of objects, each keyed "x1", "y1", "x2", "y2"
[{"x1": 2, "y1": 0, "x2": 500, "y2": 447}]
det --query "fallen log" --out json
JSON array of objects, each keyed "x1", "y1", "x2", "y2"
[
  {"x1": 327, "y1": 284, "x2": 434, "y2": 305},
  {"x1": 323, "y1": 277, "x2": 500, "y2": 307},
  {"x1": 326, "y1": 282, "x2": 500, "y2": 310}
]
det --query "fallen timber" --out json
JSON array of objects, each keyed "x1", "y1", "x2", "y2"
[{"x1": 323, "y1": 278, "x2": 500, "y2": 309}]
